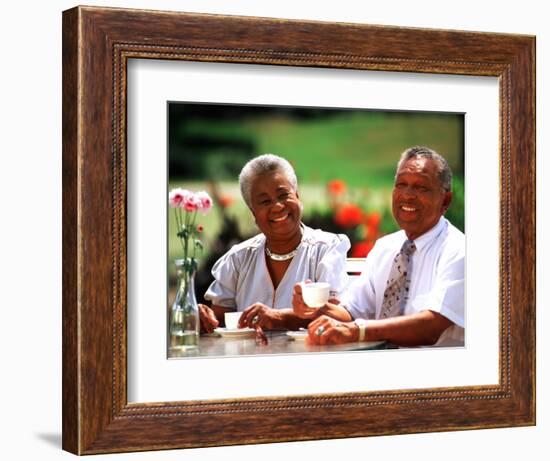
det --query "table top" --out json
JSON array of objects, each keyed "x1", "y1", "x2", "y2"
[{"x1": 169, "y1": 330, "x2": 387, "y2": 359}]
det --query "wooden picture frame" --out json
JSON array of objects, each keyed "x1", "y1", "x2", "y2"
[{"x1": 62, "y1": 5, "x2": 535, "y2": 455}]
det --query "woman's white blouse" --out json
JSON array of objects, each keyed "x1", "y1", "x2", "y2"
[{"x1": 204, "y1": 225, "x2": 351, "y2": 311}]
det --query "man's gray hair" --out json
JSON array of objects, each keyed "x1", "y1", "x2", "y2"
[
  {"x1": 239, "y1": 154, "x2": 298, "y2": 209},
  {"x1": 396, "y1": 146, "x2": 453, "y2": 192}
]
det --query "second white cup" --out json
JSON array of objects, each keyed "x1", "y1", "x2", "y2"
[{"x1": 224, "y1": 311, "x2": 242, "y2": 330}]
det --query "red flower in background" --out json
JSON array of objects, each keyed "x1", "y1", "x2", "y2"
[
  {"x1": 327, "y1": 179, "x2": 347, "y2": 196},
  {"x1": 334, "y1": 204, "x2": 363, "y2": 228},
  {"x1": 351, "y1": 240, "x2": 375, "y2": 258},
  {"x1": 218, "y1": 194, "x2": 235, "y2": 208},
  {"x1": 364, "y1": 211, "x2": 382, "y2": 239},
  {"x1": 365, "y1": 211, "x2": 381, "y2": 228}
]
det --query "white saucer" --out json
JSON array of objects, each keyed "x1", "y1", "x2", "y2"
[
  {"x1": 286, "y1": 330, "x2": 308, "y2": 341},
  {"x1": 214, "y1": 327, "x2": 256, "y2": 339}
]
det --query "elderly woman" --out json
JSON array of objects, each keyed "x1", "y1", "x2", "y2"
[{"x1": 199, "y1": 154, "x2": 350, "y2": 332}]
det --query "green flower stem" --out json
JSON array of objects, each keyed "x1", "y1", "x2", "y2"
[
  {"x1": 190, "y1": 211, "x2": 197, "y2": 259},
  {"x1": 184, "y1": 209, "x2": 190, "y2": 259},
  {"x1": 183, "y1": 262, "x2": 190, "y2": 302},
  {"x1": 175, "y1": 208, "x2": 185, "y2": 254},
  {"x1": 174, "y1": 208, "x2": 203, "y2": 301}
]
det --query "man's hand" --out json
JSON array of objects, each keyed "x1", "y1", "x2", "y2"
[
  {"x1": 306, "y1": 315, "x2": 359, "y2": 345},
  {"x1": 198, "y1": 303, "x2": 219, "y2": 333},
  {"x1": 239, "y1": 303, "x2": 283, "y2": 330}
]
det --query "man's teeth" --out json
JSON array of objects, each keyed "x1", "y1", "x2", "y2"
[
  {"x1": 272, "y1": 214, "x2": 288, "y2": 222},
  {"x1": 401, "y1": 206, "x2": 416, "y2": 212}
]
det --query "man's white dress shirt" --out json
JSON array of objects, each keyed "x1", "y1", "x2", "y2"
[{"x1": 342, "y1": 217, "x2": 464, "y2": 346}]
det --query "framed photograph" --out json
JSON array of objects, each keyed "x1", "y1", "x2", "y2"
[
  {"x1": 62, "y1": 5, "x2": 535, "y2": 454},
  {"x1": 162, "y1": 101, "x2": 464, "y2": 359}
]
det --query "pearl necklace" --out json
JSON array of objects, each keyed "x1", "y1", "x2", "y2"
[
  {"x1": 265, "y1": 245, "x2": 300, "y2": 261},
  {"x1": 265, "y1": 225, "x2": 304, "y2": 261}
]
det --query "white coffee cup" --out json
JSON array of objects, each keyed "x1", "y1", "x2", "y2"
[
  {"x1": 224, "y1": 311, "x2": 242, "y2": 330},
  {"x1": 301, "y1": 282, "x2": 330, "y2": 307}
]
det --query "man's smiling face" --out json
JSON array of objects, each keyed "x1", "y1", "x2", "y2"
[{"x1": 392, "y1": 157, "x2": 452, "y2": 240}]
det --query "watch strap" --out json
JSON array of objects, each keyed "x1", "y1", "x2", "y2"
[{"x1": 355, "y1": 319, "x2": 368, "y2": 342}]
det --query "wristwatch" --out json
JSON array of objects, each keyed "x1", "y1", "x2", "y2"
[{"x1": 354, "y1": 318, "x2": 369, "y2": 342}]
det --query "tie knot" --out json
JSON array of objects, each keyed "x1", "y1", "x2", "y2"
[{"x1": 401, "y1": 240, "x2": 416, "y2": 256}]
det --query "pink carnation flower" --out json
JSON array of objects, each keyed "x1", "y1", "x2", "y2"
[
  {"x1": 182, "y1": 193, "x2": 200, "y2": 212},
  {"x1": 195, "y1": 191, "x2": 213, "y2": 213},
  {"x1": 169, "y1": 188, "x2": 190, "y2": 208}
]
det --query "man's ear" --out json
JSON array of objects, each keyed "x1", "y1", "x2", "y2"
[{"x1": 441, "y1": 191, "x2": 453, "y2": 214}]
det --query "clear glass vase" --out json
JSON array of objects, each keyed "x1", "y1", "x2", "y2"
[{"x1": 168, "y1": 258, "x2": 200, "y2": 356}]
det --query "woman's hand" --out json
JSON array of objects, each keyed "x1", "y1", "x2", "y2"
[
  {"x1": 198, "y1": 303, "x2": 219, "y2": 333},
  {"x1": 239, "y1": 303, "x2": 282, "y2": 330},
  {"x1": 292, "y1": 282, "x2": 322, "y2": 319},
  {"x1": 306, "y1": 315, "x2": 359, "y2": 345}
]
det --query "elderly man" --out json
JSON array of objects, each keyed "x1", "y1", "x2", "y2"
[{"x1": 293, "y1": 146, "x2": 464, "y2": 347}]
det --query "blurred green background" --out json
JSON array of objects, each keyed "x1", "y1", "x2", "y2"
[{"x1": 168, "y1": 103, "x2": 464, "y2": 303}]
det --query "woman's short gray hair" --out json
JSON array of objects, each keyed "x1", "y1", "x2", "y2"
[
  {"x1": 396, "y1": 146, "x2": 453, "y2": 192},
  {"x1": 239, "y1": 154, "x2": 298, "y2": 208}
]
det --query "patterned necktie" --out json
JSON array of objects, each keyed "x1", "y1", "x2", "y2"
[{"x1": 380, "y1": 239, "x2": 416, "y2": 318}]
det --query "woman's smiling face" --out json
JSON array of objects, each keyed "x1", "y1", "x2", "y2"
[{"x1": 249, "y1": 171, "x2": 302, "y2": 243}]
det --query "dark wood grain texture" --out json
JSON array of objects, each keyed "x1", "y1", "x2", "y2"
[
  {"x1": 62, "y1": 5, "x2": 536, "y2": 455},
  {"x1": 62, "y1": 7, "x2": 79, "y2": 455}
]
